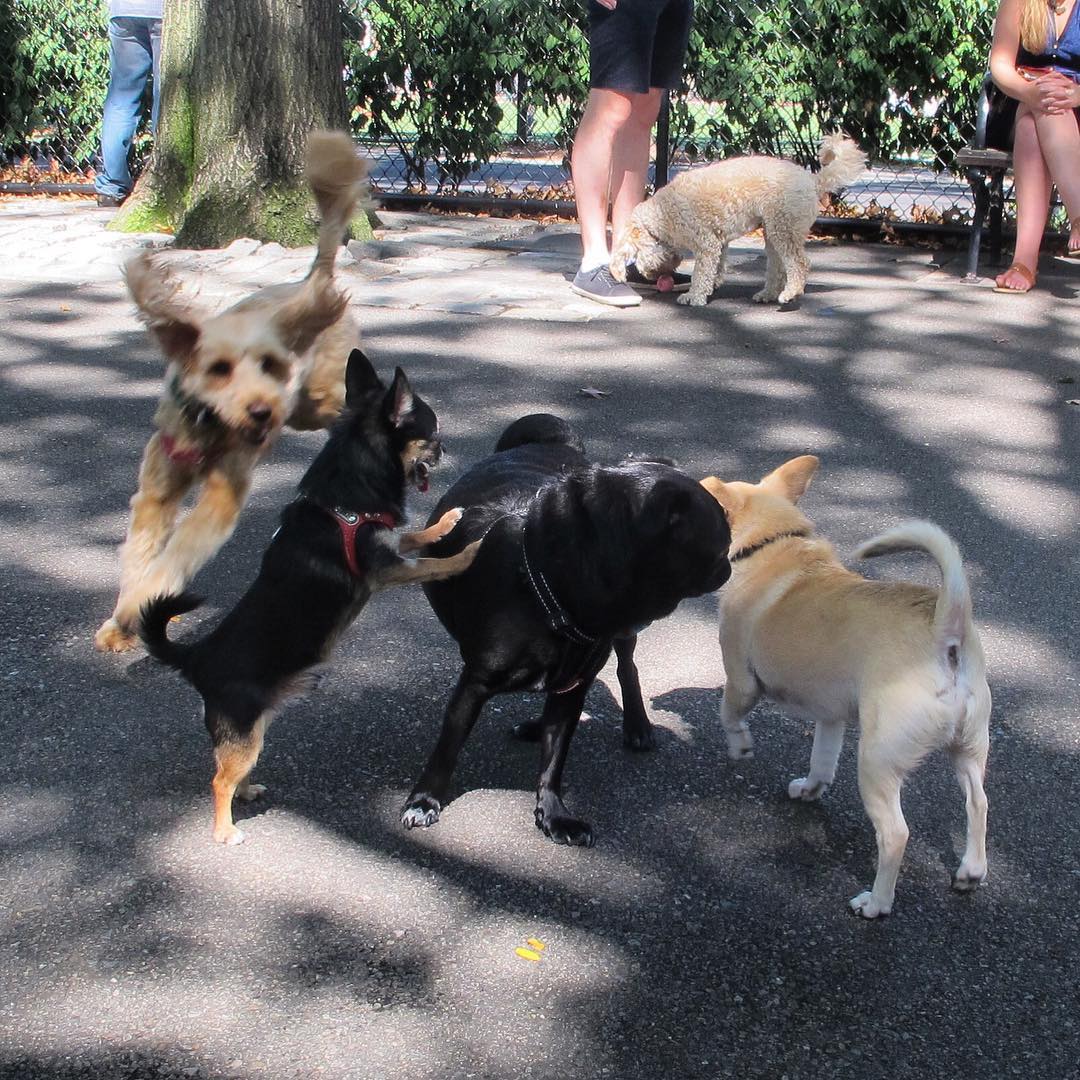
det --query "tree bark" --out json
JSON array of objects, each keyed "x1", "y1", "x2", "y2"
[{"x1": 114, "y1": 0, "x2": 372, "y2": 248}]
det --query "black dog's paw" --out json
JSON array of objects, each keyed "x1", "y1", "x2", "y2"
[
  {"x1": 511, "y1": 718, "x2": 544, "y2": 742},
  {"x1": 534, "y1": 805, "x2": 595, "y2": 847},
  {"x1": 622, "y1": 721, "x2": 656, "y2": 752},
  {"x1": 401, "y1": 794, "x2": 442, "y2": 829}
]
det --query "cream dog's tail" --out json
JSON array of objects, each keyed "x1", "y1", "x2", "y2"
[
  {"x1": 814, "y1": 134, "x2": 866, "y2": 197},
  {"x1": 305, "y1": 129, "x2": 369, "y2": 277},
  {"x1": 855, "y1": 521, "x2": 974, "y2": 660}
]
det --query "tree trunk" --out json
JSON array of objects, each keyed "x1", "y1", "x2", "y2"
[{"x1": 114, "y1": 0, "x2": 372, "y2": 248}]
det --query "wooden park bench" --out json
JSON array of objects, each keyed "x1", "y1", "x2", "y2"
[{"x1": 955, "y1": 72, "x2": 1017, "y2": 282}]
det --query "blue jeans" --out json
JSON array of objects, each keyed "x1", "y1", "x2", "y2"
[{"x1": 95, "y1": 16, "x2": 162, "y2": 199}]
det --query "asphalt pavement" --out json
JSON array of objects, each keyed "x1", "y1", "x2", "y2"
[{"x1": 0, "y1": 197, "x2": 1078, "y2": 1080}]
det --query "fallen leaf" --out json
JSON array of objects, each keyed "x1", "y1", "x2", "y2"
[
  {"x1": 515, "y1": 947, "x2": 542, "y2": 962},
  {"x1": 992, "y1": 334, "x2": 1009, "y2": 344},
  {"x1": 579, "y1": 386, "x2": 609, "y2": 398},
  {"x1": 1067, "y1": 399, "x2": 1079, "y2": 406}
]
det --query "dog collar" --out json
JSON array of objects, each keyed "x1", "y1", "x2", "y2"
[
  {"x1": 521, "y1": 523, "x2": 596, "y2": 646},
  {"x1": 730, "y1": 529, "x2": 810, "y2": 563}
]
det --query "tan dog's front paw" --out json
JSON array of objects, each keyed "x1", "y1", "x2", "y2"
[
  {"x1": 94, "y1": 618, "x2": 138, "y2": 653},
  {"x1": 788, "y1": 776, "x2": 829, "y2": 801},
  {"x1": 751, "y1": 289, "x2": 779, "y2": 304},
  {"x1": 849, "y1": 891, "x2": 891, "y2": 918},
  {"x1": 724, "y1": 729, "x2": 754, "y2": 759},
  {"x1": 677, "y1": 293, "x2": 708, "y2": 307}
]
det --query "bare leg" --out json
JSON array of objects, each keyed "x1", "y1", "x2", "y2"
[
  {"x1": 610, "y1": 89, "x2": 664, "y2": 245},
  {"x1": 996, "y1": 107, "x2": 1052, "y2": 290},
  {"x1": 571, "y1": 88, "x2": 635, "y2": 267}
]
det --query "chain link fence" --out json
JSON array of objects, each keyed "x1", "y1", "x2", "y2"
[{"x1": 2, "y1": 0, "x2": 1048, "y2": 235}]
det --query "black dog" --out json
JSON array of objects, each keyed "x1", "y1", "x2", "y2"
[
  {"x1": 401, "y1": 413, "x2": 732, "y2": 846},
  {"x1": 139, "y1": 349, "x2": 479, "y2": 845}
]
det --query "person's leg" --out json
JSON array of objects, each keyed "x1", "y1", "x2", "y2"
[
  {"x1": 96, "y1": 17, "x2": 154, "y2": 200},
  {"x1": 571, "y1": 88, "x2": 636, "y2": 269},
  {"x1": 995, "y1": 105, "x2": 1051, "y2": 290},
  {"x1": 610, "y1": 88, "x2": 663, "y2": 244},
  {"x1": 1032, "y1": 106, "x2": 1080, "y2": 254}
]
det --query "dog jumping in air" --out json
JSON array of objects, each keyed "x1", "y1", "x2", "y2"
[
  {"x1": 96, "y1": 130, "x2": 367, "y2": 653},
  {"x1": 610, "y1": 135, "x2": 866, "y2": 307},
  {"x1": 702, "y1": 456, "x2": 990, "y2": 918}
]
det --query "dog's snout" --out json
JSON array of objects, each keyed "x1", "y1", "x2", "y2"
[{"x1": 248, "y1": 403, "x2": 272, "y2": 424}]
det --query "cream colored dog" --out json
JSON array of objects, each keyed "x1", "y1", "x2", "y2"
[
  {"x1": 611, "y1": 135, "x2": 866, "y2": 307},
  {"x1": 701, "y1": 456, "x2": 991, "y2": 919},
  {"x1": 95, "y1": 131, "x2": 367, "y2": 653}
]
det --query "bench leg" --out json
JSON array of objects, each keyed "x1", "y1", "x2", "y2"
[
  {"x1": 964, "y1": 169, "x2": 990, "y2": 282},
  {"x1": 988, "y1": 170, "x2": 1006, "y2": 266}
]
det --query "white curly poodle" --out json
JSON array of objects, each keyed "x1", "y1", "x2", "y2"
[{"x1": 610, "y1": 134, "x2": 866, "y2": 307}]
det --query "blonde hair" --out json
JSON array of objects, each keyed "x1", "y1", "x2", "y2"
[{"x1": 1018, "y1": 0, "x2": 1050, "y2": 53}]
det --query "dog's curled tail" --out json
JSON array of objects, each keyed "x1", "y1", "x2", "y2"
[
  {"x1": 814, "y1": 134, "x2": 867, "y2": 197},
  {"x1": 305, "y1": 129, "x2": 370, "y2": 277},
  {"x1": 138, "y1": 592, "x2": 204, "y2": 672},
  {"x1": 855, "y1": 521, "x2": 973, "y2": 658}
]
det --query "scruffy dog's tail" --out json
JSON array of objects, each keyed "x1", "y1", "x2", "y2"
[
  {"x1": 814, "y1": 134, "x2": 867, "y2": 197},
  {"x1": 855, "y1": 521, "x2": 973, "y2": 662},
  {"x1": 138, "y1": 592, "x2": 204, "y2": 672},
  {"x1": 305, "y1": 129, "x2": 370, "y2": 277}
]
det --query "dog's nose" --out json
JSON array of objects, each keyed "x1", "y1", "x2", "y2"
[{"x1": 248, "y1": 403, "x2": 272, "y2": 424}]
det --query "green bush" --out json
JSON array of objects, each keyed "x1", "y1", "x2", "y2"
[
  {"x1": 1, "y1": 0, "x2": 994, "y2": 184},
  {"x1": 0, "y1": 0, "x2": 110, "y2": 166},
  {"x1": 677, "y1": 0, "x2": 996, "y2": 166}
]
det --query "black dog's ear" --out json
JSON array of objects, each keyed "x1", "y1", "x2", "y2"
[
  {"x1": 642, "y1": 480, "x2": 697, "y2": 537},
  {"x1": 345, "y1": 348, "x2": 383, "y2": 404},
  {"x1": 385, "y1": 367, "x2": 415, "y2": 427}
]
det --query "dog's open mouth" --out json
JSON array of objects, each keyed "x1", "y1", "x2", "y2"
[{"x1": 411, "y1": 459, "x2": 431, "y2": 493}]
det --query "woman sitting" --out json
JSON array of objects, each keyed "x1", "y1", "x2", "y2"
[{"x1": 989, "y1": 0, "x2": 1080, "y2": 292}]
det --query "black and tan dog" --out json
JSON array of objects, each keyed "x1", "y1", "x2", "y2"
[
  {"x1": 139, "y1": 349, "x2": 479, "y2": 845},
  {"x1": 401, "y1": 414, "x2": 732, "y2": 846}
]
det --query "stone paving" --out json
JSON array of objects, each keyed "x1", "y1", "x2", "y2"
[{"x1": 0, "y1": 197, "x2": 782, "y2": 322}]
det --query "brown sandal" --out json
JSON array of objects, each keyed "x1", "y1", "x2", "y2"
[{"x1": 993, "y1": 263, "x2": 1036, "y2": 293}]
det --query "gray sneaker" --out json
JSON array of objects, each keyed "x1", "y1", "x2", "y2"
[{"x1": 571, "y1": 265, "x2": 642, "y2": 307}]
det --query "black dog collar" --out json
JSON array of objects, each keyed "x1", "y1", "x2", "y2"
[
  {"x1": 730, "y1": 529, "x2": 810, "y2": 563},
  {"x1": 521, "y1": 521, "x2": 596, "y2": 646}
]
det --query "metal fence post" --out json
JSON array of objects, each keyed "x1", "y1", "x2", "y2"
[{"x1": 654, "y1": 90, "x2": 670, "y2": 190}]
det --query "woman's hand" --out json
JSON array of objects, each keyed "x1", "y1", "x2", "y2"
[{"x1": 1032, "y1": 71, "x2": 1080, "y2": 114}]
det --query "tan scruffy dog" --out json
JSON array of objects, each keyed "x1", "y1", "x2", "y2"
[
  {"x1": 701, "y1": 456, "x2": 991, "y2": 919},
  {"x1": 610, "y1": 134, "x2": 866, "y2": 307},
  {"x1": 95, "y1": 130, "x2": 367, "y2": 653}
]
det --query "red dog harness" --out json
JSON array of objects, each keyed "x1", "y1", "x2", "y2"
[{"x1": 326, "y1": 507, "x2": 399, "y2": 578}]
